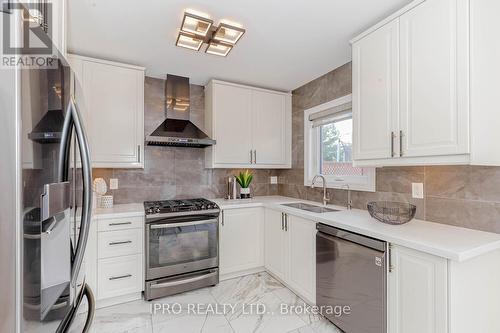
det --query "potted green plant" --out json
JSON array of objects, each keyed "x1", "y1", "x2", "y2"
[{"x1": 235, "y1": 170, "x2": 253, "y2": 199}]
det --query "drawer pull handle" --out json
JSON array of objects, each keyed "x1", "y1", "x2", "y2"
[
  {"x1": 109, "y1": 274, "x2": 132, "y2": 281},
  {"x1": 109, "y1": 222, "x2": 132, "y2": 226},
  {"x1": 109, "y1": 240, "x2": 132, "y2": 246}
]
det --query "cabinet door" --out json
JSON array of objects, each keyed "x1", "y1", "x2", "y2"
[
  {"x1": 78, "y1": 59, "x2": 144, "y2": 168},
  {"x1": 388, "y1": 245, "x2": 448, "y2": 333},
  {"x1": 286, "y1": 215, "x2": 316, "y2": 303},
  {"x1": 264, "y1": 209, "x2": 287, "y2": 281},
  {"x1": 399, "y1": 0, "x2": 469, "y2": 157},
  {"x1": 251, "y1": 90, "x2": 290, "y2": 166},
  {"x1": 212, "y1": 83, "x2": 253, "y2": 165},
  {"x1": 219, "y1": 208, "x2": 264, "y2": 276},
  {"x1": 353, "y1": 19, "x2": 399, "y2": 160}
]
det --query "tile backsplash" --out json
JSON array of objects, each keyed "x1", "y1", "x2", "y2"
[{"x1": 278, "y1": 62, "x2": 500, "y2": 234}]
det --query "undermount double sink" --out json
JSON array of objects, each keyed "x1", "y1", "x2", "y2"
[{"x1": 281, "y1": 202, "x2": 340, "y2": 214}]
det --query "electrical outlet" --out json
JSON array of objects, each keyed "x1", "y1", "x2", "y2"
[
  {"x1": 109, "y1": 178, "x2": 119, "y2": 190},
  {"x1": 412, "y1": 183, "x2": 424, "y2": 199},
  {"x1": 270, "y1": 176, "x2": 278, "y2": 184}
]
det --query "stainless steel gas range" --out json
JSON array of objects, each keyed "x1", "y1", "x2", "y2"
[{"x1": 143, "y1": 199, "x2": 220, "y2": 300}]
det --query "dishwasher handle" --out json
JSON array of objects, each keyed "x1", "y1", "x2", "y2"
[{"x1": 316, "y1": 223, "x2": 386, "y2": 252}]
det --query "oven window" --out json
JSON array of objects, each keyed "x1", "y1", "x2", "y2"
[{"x1": 149, "y1": 222, "x2": 217, "y2": 268}]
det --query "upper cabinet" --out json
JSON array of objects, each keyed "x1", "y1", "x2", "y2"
[
  {"x1": 399, "y1": 0, "x2": 469, "y2": 158},
  {"x1": 205, "y1": 80, "x2": 291, "y2": 169},
  {"x1": 352, "y1": 0, "x2": 479, "y2": 167},
  {"x1": 352, "y1": 19, "x2": 399, "y2": 160},
  {"x1": 68, "y1": 55, "x2": 145, "y2": 168}
]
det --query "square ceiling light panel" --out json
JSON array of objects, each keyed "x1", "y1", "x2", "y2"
[
  {"x1": 213, "y1": 23, "x2": 245, "y2": 45},
  {"x1": 205, "y1": 41, "x2": 233, "y2": 57},
  {"x1": 180, "y1": 12, "x2": 213, "y2": 37},
  {"x1": 176, "y1": 31, "x2": 204, "y2": 51}
]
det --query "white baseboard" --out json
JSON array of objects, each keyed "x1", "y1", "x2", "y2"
[{"x1": 220, "y1": 267, "x2": 266, "y2": 281}]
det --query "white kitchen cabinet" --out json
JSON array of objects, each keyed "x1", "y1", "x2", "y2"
[
  {"x1": 351, "y1": 0, "x2": 471, "y2": 167},
  {"x1": 264, "y1": 209, "x2": 287, "y2": 281},
  {"x1": 205, "y1": 80, "x2": 291, "y2": 169},
  {"x1": 264, "y1": 209, "x2": 316, "y2": 304},
  {"x1": 219, "y1": 207, "x2": 265, "y2": 278},
  {"x1": 251, "y1": 90, "x2": 289, "y2": 165},
  {"x1": 352, "y1": 19, "x2": 399, "y2": 161},
  {"x1": 286, "y1": 214, "x2": 316, "y2": 303},
  {"x1": 399, "y1": 0, "x2": 469, "y2": 158},
  {"x1": 388, "y1": 245, "x2": 448, "y2": 333},
  {"x1": 470, "y1": 0, "x2": 500, "y2": 165},
  {"x1": 84, "y1": 213, "x2": 144, "y2": 308},
  {"x1": 205, "y1": 83, "x2": 252, "y2": 165},
  {"x1": 68, "y1": 54, "x2": 145, "y2": 168}
]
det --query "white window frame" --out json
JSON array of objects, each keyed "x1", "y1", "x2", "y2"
[{"x1": 304, "y1": 94, "x2": 376, "y2": 192}]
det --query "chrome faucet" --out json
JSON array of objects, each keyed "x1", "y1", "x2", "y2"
[
  {"x1": 342, "y1": 184, "x2": 352, "y2": 210},
  {"x1": 311, "y1": 175, "x2": 330, "y2": 206}
]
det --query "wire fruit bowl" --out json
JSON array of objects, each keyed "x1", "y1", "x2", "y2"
[{"x1": 367, "y1": 201, "x2": 416, "y2": 225}]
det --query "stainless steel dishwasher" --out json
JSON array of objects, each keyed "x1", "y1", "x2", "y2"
[{"x1": 316, "y1": 223, "x2": 387, "y2": 333}]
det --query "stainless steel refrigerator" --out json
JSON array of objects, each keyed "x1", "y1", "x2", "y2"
[{"x1": 0, "y1": 6, "x2": 95, "y2": 333}]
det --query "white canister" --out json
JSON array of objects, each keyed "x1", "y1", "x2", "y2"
[{"x1": 99, "y1": 195, "x2": 114, "y2": 208}]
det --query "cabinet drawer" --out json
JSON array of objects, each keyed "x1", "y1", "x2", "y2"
[
  {"x1": 97, "y1": 254, "x2": 142, "y2": 299},
  {"x1": 98, "y1": 229, "x2": 142, "y2": 259},
  {"x1": 98, "y1": 216, "x2": 143, "y2": 232}
]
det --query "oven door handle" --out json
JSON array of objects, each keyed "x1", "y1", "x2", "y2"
[
  {"x1": 150, "y1": 271, "x2": 218, "y2": 289},
  {"x1": 149, "y1": 219, "x2": 218, "y2": 229}
]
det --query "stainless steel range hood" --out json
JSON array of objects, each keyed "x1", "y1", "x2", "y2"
[{"x1": 146, "y1": 74, "x2": 215, "y2": 147}]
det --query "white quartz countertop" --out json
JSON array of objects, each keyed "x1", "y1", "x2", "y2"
[
  {"x1": 213, "y1": 196, "x2": 500, "y2": 262},
  {"x1": 93, "y1": 203, "x2": 144, "y2": 219}
]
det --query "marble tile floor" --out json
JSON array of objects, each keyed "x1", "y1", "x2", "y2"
[{"x1": 70, "y1": 272, "x2": 342, "y2": 333}]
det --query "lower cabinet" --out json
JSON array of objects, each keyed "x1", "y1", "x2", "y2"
[
  {"x1": 85, "y1": 214, "x2": 144, "y2": 308},
  {"x1": 264, "y1": 209, "x2": 287, "y2": 281},
  {"x1": 219, "y1": 207, "x2": 265, "y2": 277},
  {"x1": 98, "y1": 254, "x2": 143, "y2": 300},
  {"x1": 388, "y1": 245, "x2": 448, "y2": 333},
  {"x1": 286, "y1": 214, "x2": 316, "y2": 303},
  {"x1": 264, "y1": 209, "x2": 316, "y2": 304}
]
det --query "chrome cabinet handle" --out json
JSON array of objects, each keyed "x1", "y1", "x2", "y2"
[
  {"x1": 284, "y1": 214, "x2": 288, "y2": 232},
  {"x1": 250, "y1": 150, "x2": 253, "y2": 164},
  {"x1": 281, "y1": 212, "x2": 284, "y2": 230},
  {"x1": 391, "y1": 131, "x2": 396, "y2": 158},
  {"x1": 399, "y1": 130, "x2": 403, "y2": 157},
  {"x1": 138, "y1": 145, "x2": 141, "y2": 163},
  {"x1": 109, "y1": 274, "x2": 132, "y2": 281},
  {"x1": 221, "y1": 211, "x2": 224, "y2": 226},
  {"x1": 109, "y1": 240, "x2": 132, "y2": 246},
  {"x1": 254, "y1": 150, "x2": 257, "y2": 164},
  {"x1": 388, "y1": 244, "x2": 395, "y2": 272},
  {"x1": 109, "y1": 221, "x2": 132, "y2": 226}
]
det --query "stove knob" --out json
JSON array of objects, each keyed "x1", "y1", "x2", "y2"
[
  {"x1": 200, "y1": 205, "x2": 206, "y2": 209},
  {"x1": 147, "y1": 208, "x2": 154, "y2": 214},
  {"x1": 155, "y1": 207, "x2": 161, "y2": 213}
]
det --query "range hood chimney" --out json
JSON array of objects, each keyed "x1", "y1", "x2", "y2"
[{"x1": 146, "y1": 74, "x2": 215, "y2": 147}]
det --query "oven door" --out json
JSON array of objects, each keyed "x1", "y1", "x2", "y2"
[{"x1": 146, "y1": 216, "x2": 219, "y2": 281}]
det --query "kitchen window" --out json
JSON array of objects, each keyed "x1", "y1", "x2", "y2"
[{"x1": 304, "y1": 94, "x2": 375, "y2": 191}]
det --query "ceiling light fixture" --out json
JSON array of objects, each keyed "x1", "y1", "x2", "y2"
[{"x1": 175, "y1": 10, "x2": 245, "y2": 57}]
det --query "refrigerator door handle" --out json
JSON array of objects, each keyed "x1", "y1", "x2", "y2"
[
  {"x1": 68, "y1": 96, "x2": 93, "y2": 287},
  {"x1": 58, "y1": 101, "x2": 74, "y2": 183}
]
